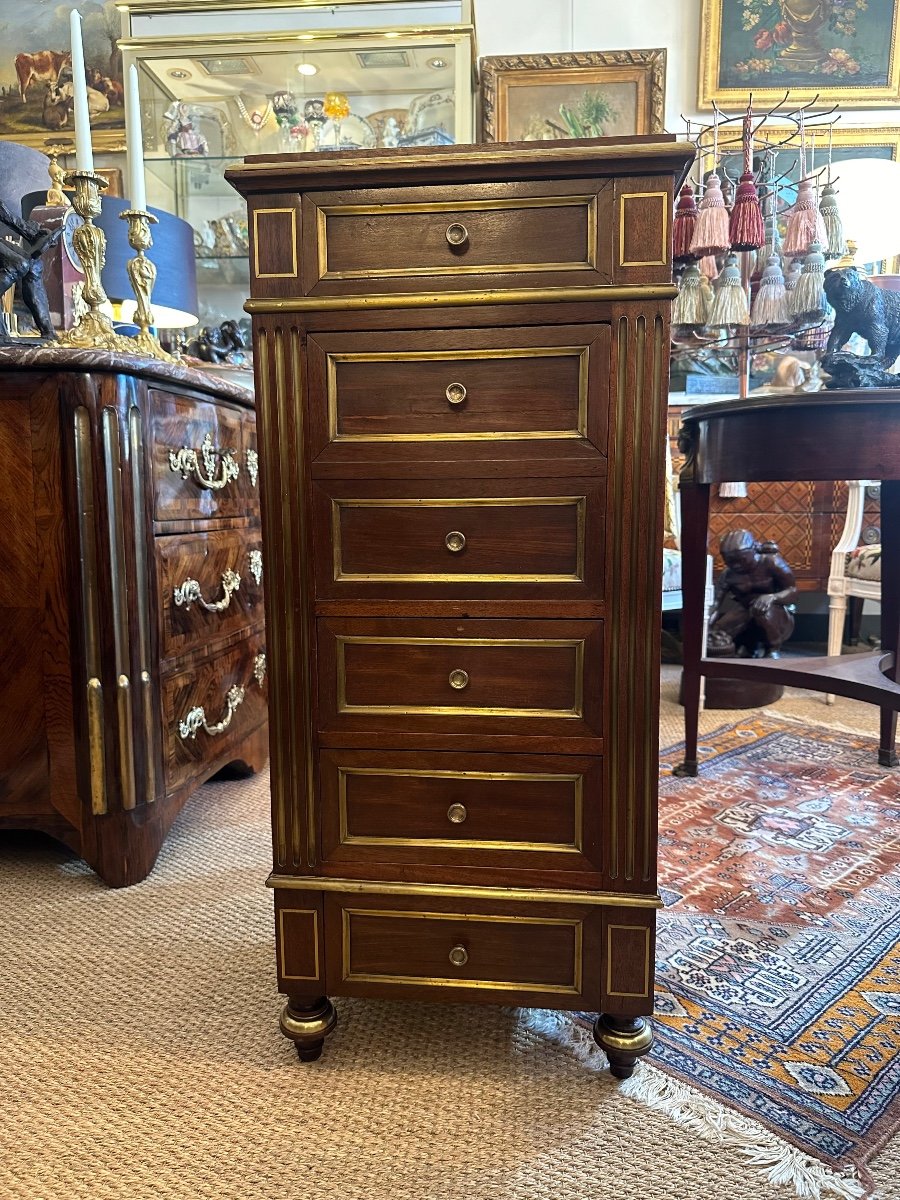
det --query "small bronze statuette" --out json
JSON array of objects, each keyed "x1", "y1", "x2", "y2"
[
  {"x1": 707, "y1": 529, "x2": 797, "y2": 660},
  {"x1": 0, "y1": 202, "x2": 65, "y2": 342},
  {"x1": 822, "y1": 266, "x2": 900, "y2": 389}
]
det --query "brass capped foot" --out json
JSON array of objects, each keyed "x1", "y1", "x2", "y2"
[
  {"x1": 280, "y1": 996, "x2": 337, "y2": 1063},
  {"x1": 593, "y1": 1013, "x2": 653, "y2": 1079}
]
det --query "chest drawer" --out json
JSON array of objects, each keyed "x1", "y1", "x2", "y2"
[
  {"x1": 317, "y1": 617, "x2": 604, "y2": 744},
  {"x1": 300, "y1": 180, "x2": 611, "y2": 295},
  {"x1": 324, "y1": 892, "x2": 602, "y2": 1008},
  {"x1": 163, "y1": 632, "x2": 268, "y2": 790},
  {"x1": 312, "y1": 476, "x2": 605, "y2": 601},
  {"x1": 307, "y1": 325, "x2": 609, "y2": 463},
  {"x1": 157, "y1": 530, "x2": 264, "y2": 661},
  {"x1": 319, "y1": 748, "x2": 603, "y2": 874},
  {"x1": 151, "y1": 391, "x2": 248, "y2": 522}
]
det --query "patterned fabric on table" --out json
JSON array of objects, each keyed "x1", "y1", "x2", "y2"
[
  {"x1": 575, "y1": 719, "x2": 899, "y2": 1193},
  {"x1": 845, "y1": 545, "x2": 882, "y2": 582},
  {"x1": 662, "y1": 547, "x2": 682, "y2": 593}
]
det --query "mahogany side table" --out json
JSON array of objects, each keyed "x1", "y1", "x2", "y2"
[{"x1": 677, "y1": 389, "x2": 900, "y2": 774}]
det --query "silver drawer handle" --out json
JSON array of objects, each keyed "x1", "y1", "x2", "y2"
[
  {"x1": 246, "y1": 448, "x2": 259, "y2": 487},
  {"x1": 179, "y1": 684, "x2": 245, "y2": 740},
  {"x1": 169, "y1": 432, "x2": 240, "y2": 490},
  {"x1": 174, "y1": 568, "x2": 241, "y2": 612},
  {"x1": 249, "y1": 549, "x2": 263, "y2": 586},
  {"x1": 448, "y1": 945, "x2": 469, "y2": 967}
]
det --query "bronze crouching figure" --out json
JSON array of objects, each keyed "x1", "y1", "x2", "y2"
[{"x1": 707, "y1": 529, "x2": 798, "y2": 660}]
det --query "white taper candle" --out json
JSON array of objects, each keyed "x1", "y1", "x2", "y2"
[
  {"x1": 126, "y1": 65, "x2": 147, "y2": 212},
  {"x1": 69, "y1": 10, "x2": 94, "y2": 173}
]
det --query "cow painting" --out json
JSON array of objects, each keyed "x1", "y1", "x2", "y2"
[{"x1": 14, "y1": 49, "x2": 70, "y2": 103}]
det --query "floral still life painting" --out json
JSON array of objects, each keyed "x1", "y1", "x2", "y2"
[{"x1": 699, "y1": 0, "x2": 900, "y2": 107}]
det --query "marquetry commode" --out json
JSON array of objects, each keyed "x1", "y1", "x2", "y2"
[
  {"x1": 228, "y1": 137, "x2": 693, "y2": 1076},
  {"x1": 0, "y1": 346, "x2": 267, "y2": 886}
]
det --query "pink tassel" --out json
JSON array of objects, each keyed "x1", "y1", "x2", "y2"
[
  {"x1": 783, "y1": 177, "x2": 827, "y2": 258},
  {"x1": 699, "y1": 254, "x2": 719, "y2": 280},
  {"x1": 690, "y1": 173, "x2": 731, "y2": 258},
  {"x1": 673, "y1": 184, "x2": 699, "y2": 261},
  {"x1": 729, "y1": 172, "x2": 765, "y2": 251}
]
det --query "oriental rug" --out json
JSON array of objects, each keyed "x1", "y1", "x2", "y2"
[{"x1": 564, "y1": 717, "x2": 900, "y2": 1198}]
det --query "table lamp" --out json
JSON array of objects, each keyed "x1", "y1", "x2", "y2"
[{"x1": 825, "y1": 158, "x2": 900, "y2": 273}]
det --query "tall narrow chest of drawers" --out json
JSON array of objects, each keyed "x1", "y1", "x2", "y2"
[{"x1": 229, "y1": 137, "x2": 693, "y2": 1076}]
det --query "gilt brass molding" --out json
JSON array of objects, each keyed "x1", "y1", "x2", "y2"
[
  {"x1": 337, "y1": 765, "x2": 584, "y2": 854},
  {"x1": 266, "y1": 875, "x2": 663, "y2": 909},
  {"x1": 335, "y1": 634, "x2": 585, "y2": 719},
  {"x1": 325, "y1": 344, "x2": 589, "y2": 444},
  {"x1": 74, "y1": 407, "x2": 106, "y2": 816},
  {"x1": 129, "y1": 407, "x2": 156, "y2": 805},
  {"x1": 252, "y1": 207, "x2": 298, "y2": 279},
  {"x1": 315, "y1": 194, "x2": 597, "y2": 281},
  {"x1": 618, "y1": 192, "x2": 668, "y2": 268},
  {"x1": 341, "y1": 908, "x2": 583, "y2": 994},
  {"x1": 330, "y1": 496, "x2": 586, "y2": 584},
  {"x1": 245, "y1": 284, "x2": 678, "y2": 315}
]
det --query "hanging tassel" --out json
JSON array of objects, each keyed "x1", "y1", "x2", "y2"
[
  {"x1": 708, "y1": 253, "x2": 749, "y2": 326},
  {"x1": 819, "y1": 182, "x2": 844, "y2": 260},
  {"x1": 699, "y1": 253, "x2": 720, "y2": 280},
  {"x1": 784, "y1": 257, "x2": 802, "y2": 307},
  {"x1": 751, "y1": 256, "x2": 790, "y2": 326},
  {"x1": 699, "y1": 271, "x2": 714, "y2": 315},
  {"x1": 673, "y1": 183, "x2": 699, "y2": 261},
  {"x1": 729, "y1": 111, "x2": 765, "y2": 251},
  {"x1": 783, "y1": 177, "x2": 827, "y2": 258},
  {"x1": 791, "y1": 241, "x2": 827, "y2": 323},
  {"x1": 673, "y1": 262, "x2": 710, "y2": 326},
  {"x1": 756, "y1": 213, "x2": 782, "y2": 275},
  {"x1": 690, "y1": 173, "x2": 731, "y2": 258}
]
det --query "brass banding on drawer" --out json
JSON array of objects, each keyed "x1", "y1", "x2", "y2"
[{"x1": 338, "y1": 907, "x2": 584, "y2": 994}]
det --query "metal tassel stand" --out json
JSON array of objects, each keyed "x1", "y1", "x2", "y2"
[
  {"x1": 676, "y1": 95, "x2": 842, "y2": 401},
  {"x1": 119, "y1": 207, "x2": 175, "y2": 362},
  {"x1": 57, "y1": 170, "x2": 136, "y2": 353}
]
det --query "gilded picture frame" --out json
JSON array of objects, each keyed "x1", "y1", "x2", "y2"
[
  {"x1": 0, "y1": 0, "x2": 126, "y2": 152},
  {"x1": 480, "y1": 50, "x2": 666, "y2": 144},
  {"x1": 699, "y1": 0, "x2": 900, "y2": 108}
]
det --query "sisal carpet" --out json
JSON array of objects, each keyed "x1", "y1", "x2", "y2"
[{"x1": 1, "y1": 671, "x2": 899, "y2": 1200}]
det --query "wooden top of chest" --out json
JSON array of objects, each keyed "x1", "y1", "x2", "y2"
[{"x1": 226, "y1": 136, "x2": 695, "y2": 196}]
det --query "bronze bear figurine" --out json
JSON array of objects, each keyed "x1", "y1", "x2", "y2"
[{"x1": 824, "y1": 266, "x2": 900, "y2": 364}]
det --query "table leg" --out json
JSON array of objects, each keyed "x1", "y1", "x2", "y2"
[
  {"x1": 674, "y1": 480, "x2": 711, "y2": 777},
  {"x1": 878, "y1": 480, "x2": 900, "y2": 767}
]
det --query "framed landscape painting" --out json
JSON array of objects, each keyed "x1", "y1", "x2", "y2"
[
  {"x1": 480, "y1": 50, "x2": 666, "y2": 143},
  {"x1": 699, "y1": 0, "x2": 900, "y2": 108},
  {"x1": 0, "y1": 0, "x2": 126, "y2": 151}
]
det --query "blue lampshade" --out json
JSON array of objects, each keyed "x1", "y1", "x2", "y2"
[{"x1": 22, "y1": 190, "x2": 199, "y2": 328}]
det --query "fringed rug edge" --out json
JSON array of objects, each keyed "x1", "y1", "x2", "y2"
[{"x1": 517, "y1": 1009, "x2": 868, "y2": 1200}]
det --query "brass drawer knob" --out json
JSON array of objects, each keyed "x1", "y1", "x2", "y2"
[
  {"x1": 445, "y1": 382, "x2": 467, "y2": 405},
  {"x1": 447, "y1": 803, "x2": 467, "y2": 824},
  {"x1": 448, "y1": 669, "x2": 469, "y2": 690},
  {"x1": 445, "y1": 530, "x2": 466, "y2": 553},
  {"x1": 448, "y1": 945, "x2": 469, "y2": 967},
  {"x1": 445, "y1": 222, "x2": 469, "y2": 248}
]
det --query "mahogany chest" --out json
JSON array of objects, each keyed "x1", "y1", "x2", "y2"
[
  {"x1": 228, "y1": 137, "x2": 693, "y2": 1075},
  {"x1": 0, "y1": 347, "x2": 267, "y2": 886}
]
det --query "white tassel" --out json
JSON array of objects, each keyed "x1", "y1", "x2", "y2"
[
  {"x1": 792, "y1": 241, "x2": 827, "y2": 323},
  {"x1": 708, "y1": 254, "x2": 749, "y2": 326},
  {"x1": 819, "y1": 183, "x2": 844, "y2": 260},
  {"x1": 673, "y1": 263, "x2": 710, "y2": 326},
  {"x1": 751, "y1": 256, "x2": 791, "y2": 327}
]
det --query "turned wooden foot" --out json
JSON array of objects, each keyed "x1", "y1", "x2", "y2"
[
  {"x1": 672, "y1": 760, "x2": 698, "y2": 777},
  {"x1": 593, "y1": 1013, "x2": 653, "y2": 1079},
  {"x1": 279, "y1": 996, "x2": 337, "y2": 1063}
]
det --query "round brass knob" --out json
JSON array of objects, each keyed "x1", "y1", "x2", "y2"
[
  {"x1": 445, "y1": 222, "x2": 469, "y2": 248},
  {"x1": 448, "y1": 669, "x2": 469, "y2": 690},
  {"x1": 449, "y1": 944, "x2": 469, "y2": 967},
  {"x1": 445, "y1": 382, "x2": 467, "y2": 405},
  {"x1": 447, "y1": 803, "x2": 468, "y2": 824},
  {"x1": 445, "y1": 531, "x2": 466, "y2": 553}
]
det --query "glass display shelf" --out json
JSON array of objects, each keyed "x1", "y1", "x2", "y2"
[{"x1": 123, "y1": 1, "x2": 477, "y2": 332}]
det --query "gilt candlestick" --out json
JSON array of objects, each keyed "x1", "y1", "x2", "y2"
[
  {"x1": 120, "y1": 208, "x2": 174, "y2": 361},
  {"x1": 58, "y1": 171, "x2": 135, "y2": 352}
]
